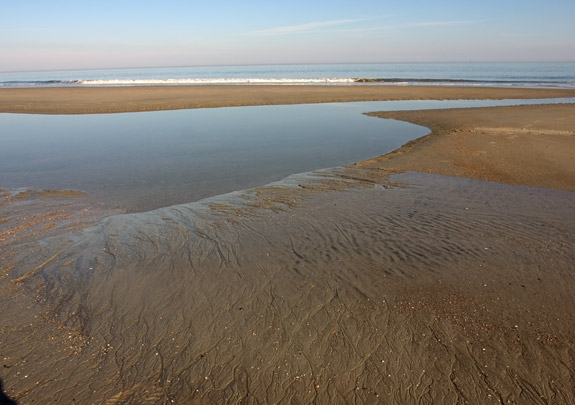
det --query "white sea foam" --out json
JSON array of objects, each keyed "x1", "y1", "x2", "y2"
[
  {"x1": 78, "y1": 78, "x2": 357, "y2": 85},
  {"x1": 2, "y1": 63, "x2": 575, "y2": 89}
]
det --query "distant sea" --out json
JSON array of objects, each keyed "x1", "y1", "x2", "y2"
[{"x1": 1, "y1": 63, "x2": 574, "y2": 88}]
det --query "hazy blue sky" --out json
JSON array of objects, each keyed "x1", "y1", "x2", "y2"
[{"x1": 1, "y1": 0, "x2": 574, "y2": 72}]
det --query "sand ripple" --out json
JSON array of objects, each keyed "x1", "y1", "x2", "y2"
[{"x1": 2, "y1": 171, "x2": 574, "y2": 404}]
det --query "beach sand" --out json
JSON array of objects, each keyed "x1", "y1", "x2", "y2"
[
  {"x1": 362, "y1": 103, "x2": 575, "y2": 191},
  {"x1": 1, "y1": 84, "x2": 575, "y2": 114},
  {"x1": 1, "y1": 87, "x2": 574, "y2": 404}
]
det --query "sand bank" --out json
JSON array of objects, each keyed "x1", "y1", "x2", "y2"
[
  {"x1": 1, "y1": 85, "x2": 575, "y2": 114},
  {"x1": 362, "y1": 103, "x2": 575, "y2": 191},
  {"x1": 1, "y1": 97, "x2": 575, "y2": 403}
]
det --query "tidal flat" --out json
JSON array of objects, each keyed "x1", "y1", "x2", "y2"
[{"x1": 1, "y1": 87, "x2": 574, "y2": 403}]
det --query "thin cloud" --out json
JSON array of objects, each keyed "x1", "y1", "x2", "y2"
[
  {"x1": 249, "y1": 18, "x2": 368, "y2": 36},
  {"x1": 248, "y1": 19, "x2": 477, "y2": 37},
  {"x1": 406, "y1": 20, "x2": 477, "y2": 27},
  {"x1": 352, "y1": 20, "x2": 477, "y2": 33}
]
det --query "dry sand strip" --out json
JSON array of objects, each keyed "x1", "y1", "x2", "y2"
[{"x1": 1, "y1": 85, "x2": 575, "y2": 114}]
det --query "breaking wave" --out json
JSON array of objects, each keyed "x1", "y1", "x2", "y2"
[{"x1": 2, "y1": 77, "x2": 574, "y2": 88}]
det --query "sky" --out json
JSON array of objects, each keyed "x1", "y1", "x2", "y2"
[{"x1": 1, "y1": 0, "x2": 574, "y2": 72}]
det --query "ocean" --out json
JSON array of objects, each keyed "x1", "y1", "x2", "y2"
[{"x1": 1, "y1": 63, "x2": 574, "y2": 88}]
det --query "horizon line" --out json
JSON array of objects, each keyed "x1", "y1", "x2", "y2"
[{"x1": 2, "y1": 60, "x2": 575, "y2": 75}]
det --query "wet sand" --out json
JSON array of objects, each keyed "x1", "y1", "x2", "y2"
[
  {"x1": 1, "y1": 85, "x2": 575, "y2": 114},
  {"x1": 1, "y1": 91, "x2": 575, "y2": 403}
]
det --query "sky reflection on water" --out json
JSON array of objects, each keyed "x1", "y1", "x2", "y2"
[{"x1": 1, "y1": 98, "x2": 573, "y2": 212}]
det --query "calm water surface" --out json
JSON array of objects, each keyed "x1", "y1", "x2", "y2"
[{"x1": 1, "y1": 98, "x2": 573, "y2": 212}]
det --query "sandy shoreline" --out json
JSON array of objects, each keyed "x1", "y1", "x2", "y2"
[
  {"x1": 362, "y1": 103, "x2": 575, "y2": 191},
  {"x1": 1, "y1": 88, "x2": 575, "y2": 403},
  {"x1": 1, "y1": 84, "x2": 575, "y2": 114}
]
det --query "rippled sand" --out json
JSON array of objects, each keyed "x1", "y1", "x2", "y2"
[
  {"x1": 1, "y1": 98, "x2": 575, "y2": 404},
  {"x1": 1, "y1": 170, "x2": 574, "y2": 403}
]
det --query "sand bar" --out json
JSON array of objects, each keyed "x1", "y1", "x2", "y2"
[
  {"x1": 1, "y1": 89, "x2": 575, "y2": 403},
  {"x1": 362, "y1": 103, "x2": 575, "y2": 191},
  {"x1": 1, "y1": 85, "x2": 575, "y2": 114}
]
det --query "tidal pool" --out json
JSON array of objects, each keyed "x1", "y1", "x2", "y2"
[{"x1": 1, "y1": 98, "x2": 572, "y2": 212}]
